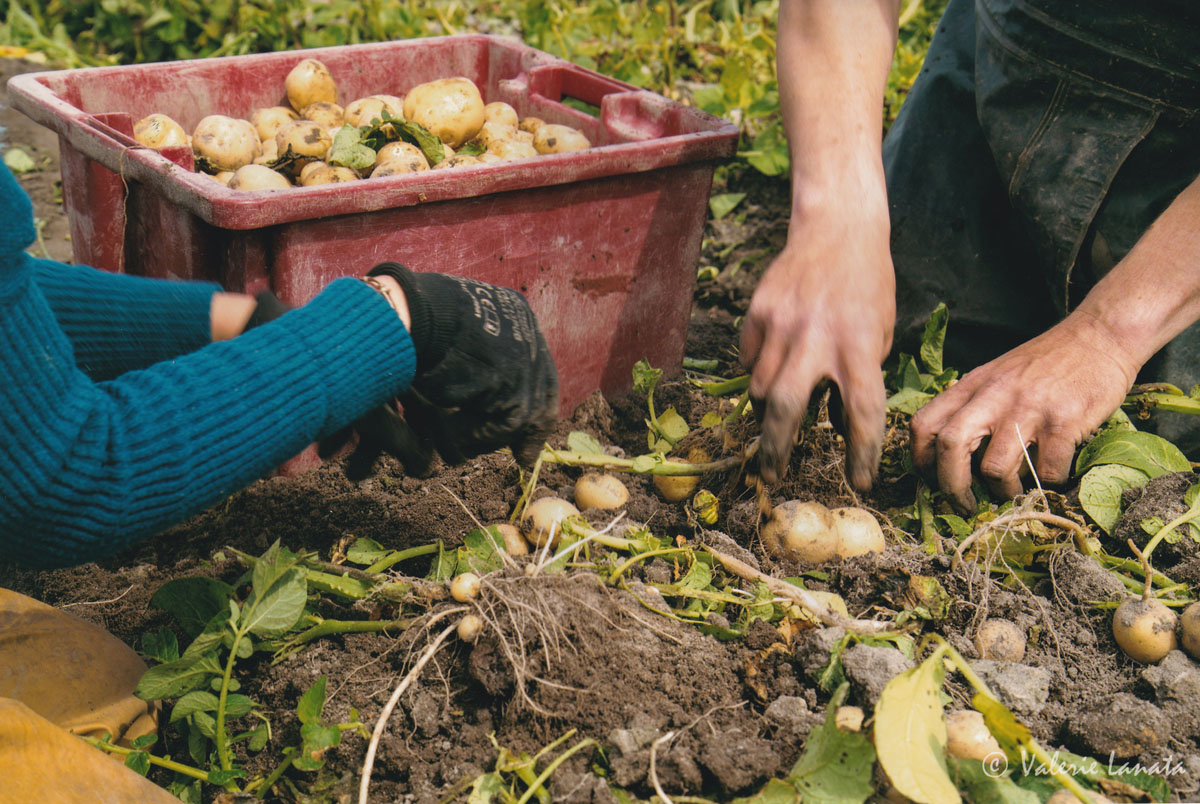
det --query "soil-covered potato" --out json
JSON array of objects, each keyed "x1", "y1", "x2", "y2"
[
  {"x1": 519, "y1": 116, "x2": 545, "y2": 134},
  {"x1": 474, "y1": 120, "x2": 517, "y2": 150},
  {"x1": 489, "y1": 523, "x2": 529, "y2": 556},
  {"x1": 402, "y1": 77, "x2": 485, "y2": 148},
  {"x1": 285, "y1": 58, "x2": 338, "y2": 112},
  {"x1": 1181, "y1": 602, "x2": 1200, "y2": 660},
  {"x1": 574, "y1": 473, "x2": 629, "y2": 512},
  {"x1": 299, "y1": 163, "x2": 359, "y2": 185},
  {"x1": 487, "y1": 139, "x2": 539, "y2": 161},
  {"x1": 375, "y1": 141, "x2": 428, "y2": 168},
  {"x1": 432, "y1": 154, "x2": 483, "y2": 169},
  {"x1": 344, "y1": 97, "x2": 388, "y2": 128},
  {"x1": 300, "y1": 101, "x2": 344, "y2": 130},
  {"x1": 371, "y1": 156, "x2": 429, "y2": 177},
  {"x1": 227, "y1": 164, "x2": 291, "y2": 190},
  {"x1": 945, "y1": 710, "x2": 1003, "y2": 761},
  {"x1": 1112, "y1": 597, "x2": 1177, "y2": 663},
  {"x1": 192, "y1": 115, "x2": 260, "y2": 172},
  {"x1": 974, "y1": 618, "x2": 1026, "y2": 661},
  {"x1": 250, "y1": 106, "x2": 298, "y2": 142},
  {"x1": 829, "y1": 507, "x2": 885, "y2": 558},
  {"x1": 761, "y1": 500, "x2": 838, "y2": 564},
  {"x1": 483, "y1": 101, "x2": 519, "y2": 129},
  {"x1": 533, "y1": 123, "x2": 591, "y2": 154},
  {"x1": 522, "y1": 497, "x2": 580, "y2": 548},
  {"x1": 275, "y1": 120, "x2": 332, "y2": 160},
  {"x1": 134, "y1": 113, "x2": 188, "y2": 149}
]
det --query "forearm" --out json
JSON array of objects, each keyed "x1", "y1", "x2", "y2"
[
  {"x1": 1073, "y1": 172, "x2": 1200, "y2": 372},
  {"x1": 0, "y1": 273, "x2": 415, "y2": 568},
  {"x1": 779, "y1": 0, "x2": 900, "y2": 218},
  {"x1": 31, "y1": 258, "x2": 219, "y2": 379}
]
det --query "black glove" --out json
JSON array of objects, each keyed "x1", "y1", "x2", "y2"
[
  {"x1": 244, "y1": 267, "x2": 558, "y2": 479},
  {"x1": 361, "y1": 262, "x2": 558, "y2": 475}
]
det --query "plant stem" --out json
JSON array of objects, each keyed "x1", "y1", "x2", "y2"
[
  {"x1": 287, "y1": 617, "x2": 414, "y2": 648},
  {"x1": 701, "y1": 374, "x2": 750, "y2": 396},
  {"x1": 81, "y1": 737, "x2": 221, "y2": 785},
  {"x1": 682, "y1": 357, "x2": 719, "y2": 372},
  {"x1": 252, "y1": 751, "x2": 294, "y2": 797},
  {"x1": 214, "y1": 628, "x2": 245, "y2": 771},
  {"x1": 1123, "y1": 390, "x2": 1200, "y2": 416},
  {"x1": 1140, "y1": 495, "x2": 1200, "y2": 561},
  {"x1": 608, "y1": 547, "x2": 692, "y2": 583},
  {"x1": 541, "y1": 444, "x2": 755, "y2": 476},
  {"x1": 366, "y1": 543, "x2": 438, "y2": 574},
  {"x1": 514, "y1": 737, "x2": 598, "y2": 804}
]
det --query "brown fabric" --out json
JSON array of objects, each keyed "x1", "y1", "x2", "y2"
[
  {"x1": 0, "y1": 588, "x2": 175, "y2": 803},
  {"x1": 0, "y1": 699, "x2": 179, "y2": 804}
]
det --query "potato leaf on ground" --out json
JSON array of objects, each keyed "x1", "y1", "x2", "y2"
[
  {"x1": 566, "y1": 431, "x2": 604, "y2": 455},
  {"x1": 1074, "y1": 429, "x2": 1191, "y2": 478},
  {"x1": 1078, "y1": 464, "x2": 1151, "y2": 534},
  {"x1": 789, "y1": 683, "x2": 876, "y2": 804},
  {"x1": 948, "y1": 758, "x2": 1039, "y2": 804},
  {"x1": 709, "y1": 192, "x2": 746, "y2": 220},
  {"x1": 875, "y1": 651, "x2": 960, "y2": 804},
  {"x1": 920, "y1": 302, "x2": 949, "y2": 375},
  {"x1": 150, "y1": 576, "x2": 234, "y2": 638}
]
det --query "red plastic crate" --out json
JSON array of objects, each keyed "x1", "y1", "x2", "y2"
[{"x1": 8, "y1": 35, "x2": 737, "y2": 417}]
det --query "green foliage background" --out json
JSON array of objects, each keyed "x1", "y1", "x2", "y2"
[{"x1": 2, "y1": 0, "x2": 946, "y2": 176}]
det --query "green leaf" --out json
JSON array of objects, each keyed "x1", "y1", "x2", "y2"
[
  {"x1": 874, "y1": 652, "x2": 960, "y2": 804},
  {"x1": 709, "y1": 192, "x2": 746, "y2": 220},
  {"x1": 4, "y1": 148, "x2": 36, "y2": 174},
  {"x1": 150, "y1": 577, "x2": 234, "y2": 638},
  {"x1": 656, "y1": 407, "x2": 690, "y2": 445},
  {"x1": 936, "y1": 515, "x2": 972, "y2": 539},
  {"x1": 244, "y1": 542, "x2": 308, "y2": 638},
  {"x1": 1078, "y1": 464, "x2": 1150, "y2": 534},
  {"x1": 632, "y1": 359, "x2": 662, "y2": 397},
  {"x1": 224, "y1": 693, "x2": 256, "y2": 718},
  {"x1": 1074, "y1": 430, "x2": 1191, "y2": 479},
  {"x1": 131, "y1": 733, "x2": 157, "y2": 749},
  {"x1": 566, "y1": 431, "x2": 604, "y2": 454},
  {"x1": 947, "y1": 758, "x2": 1038, "y2": 804},
  {"x1": 678, "y1": 560, "x2": 713, "y2": 591},
  {"x1": 328, "y1": 125, "x2": 377, "y2": 171},
  {"x1": 426, "y1": 540, "x2": 457, "y2": 582},
  {"x1": 297, "y1": 676, "x2": 328, "y2": 724},
  {"x1": 124, "y1": 750, "x2": 151, "y2": 776},
  {"x1": 788, "y1": 684, "x2": 876, "y2": 804},
  {"x1": 207, "y1": 768, "x2": 246, "y2": 785},
  {"x1": 700, "y1": 411, "x2": 724, "y2": 428},
  {"x1": 887, "y1": 387, "x2": 935, "y2": 415},
  {"x1": 182, "y1": 611, "x2": 229, "y2": 660},
  {"x1": 468, "y1": 771, "x2": 508, "y2": 804},
  {"x1": 919, "y1": 304, "x2": 949, "y2": 375},
  {"x1": 396, "y1": 120, "x2": 445, "y2": 165},
  {"x1": 346, "y1": 537, "x2": 391, "y2": 565},
  {"x1": 731, "y1": 778, "x2": 801, "y2": 804},
  {"x1": 135, "y1": 653, "x2": 223, "y2": 701},
  {"x1": 246, "y1": 722, "x2": 270, "y2": 752},
  {"x1": 631, "y1": 454, "x2": 659, "y2": 473},
  {"x1": 970, "y1": 693, "x2": 1029, "y2": 761},
  {"x1": 461, "y1": 527, "x2": 505, "y2": 573},
  {"x1": 140, "y1": 627, "x2": 180, "y2": 663},
  {"x1": 170, "y1": 690, "x2": 219, "y2": 722}
]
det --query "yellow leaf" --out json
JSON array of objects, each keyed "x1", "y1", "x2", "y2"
[{"x1": 874, "y1": 653, "x2": 961, "y2": 804}]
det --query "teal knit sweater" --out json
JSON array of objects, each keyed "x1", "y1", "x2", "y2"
[{"x1": 0, "y1": 165, "x2": 416, "y2": 568}]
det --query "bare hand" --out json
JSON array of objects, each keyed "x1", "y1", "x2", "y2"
[
  {"x1": 910, "y1": 311, "x2": 1140, "y2": 512},
  {"x1": 741, "y1": 213, "x2": 894, "y2": 490}
]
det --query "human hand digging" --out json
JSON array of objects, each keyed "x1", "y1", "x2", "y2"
[
  {"x1": 246, "y1": 263, "x2": 557, "y2": 478},
  {"x1": 741, "y1": 212, "x2": 894, "y2": 491},
  {"x1": 910, "y1": 312, "x2": 1138, "y2": 513}
]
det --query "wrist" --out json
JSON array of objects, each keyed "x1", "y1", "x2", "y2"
[
  {"x1": 361, "y1": 274, "x2": 412, "y2": 333},
  {"x1": 1060, "y1": 308, "x2": 1143, "y2": 385},
  {"x1": 211, "y1": 292, "x2": 258, "y2": 341}
]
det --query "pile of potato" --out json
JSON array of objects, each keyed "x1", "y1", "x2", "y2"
[{"x1": 132, "y1": 58, "x2": 592, "y2": 190}]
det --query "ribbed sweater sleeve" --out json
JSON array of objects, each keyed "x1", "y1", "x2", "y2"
[
  {"x1": 31, "y1": 258, "x2": 219, "y2": 380},
  {"x1": 1, "y1": 259, "x2": 416, "y2": 568}
]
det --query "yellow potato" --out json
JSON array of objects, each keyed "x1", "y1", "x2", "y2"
[
  {"x1": 285, "y1": 58, "x2": 338, "y2": 112},
  {"x1": 134, "y1": 113, "x2": 188, "y2": 149},
  {"x1": 533, "y1": 123, "x2": 591, "y2": 154},
  {"x1": 402, "y1": 77, "x2": 485, "y2": 148}
]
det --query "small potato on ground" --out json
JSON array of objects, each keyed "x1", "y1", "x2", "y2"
[
  {"x1": 974, "y1": 618, "x2": 1026, "y2": 662},
  {"x1": 1181, "y1": 602, "x2": 1200, "y2": 660},
  {"x1": 457, "y1": 614, "x2": 483, "y2": 643},
  {"x1": 574, "y1": 472, "x2": 629, "y2": 512},
  {"x1": 522, "y1": 497, "x2": 580, "y2": 548},
  {"x1": 945, "y1": 710, "x2": 1003, "y2": 761},
  {"x1": 761, "y1": 500, "x2": 838, "y2": 564},
  {"x1": 450, "y1": 572, "x2": 481, "y2": 602},
  {"x1": 829, "y1": 507, "x2": 885, "y2": 558},
  {"x1": 1112, "y1": 596, "x2": 1177, "y2": 663},
  {"x1": 488, "y1": 523, "x2": 529, "y2": 556}
]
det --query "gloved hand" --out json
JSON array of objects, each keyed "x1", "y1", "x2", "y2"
[
  {"x1": 246, "y1": 264, "x2": 558, "y2": 478},
  {"x1": 359, "y1": 262, "x2": 558, "y2": 476}
]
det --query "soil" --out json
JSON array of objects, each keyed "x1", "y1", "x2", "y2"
[{"x1": 3, "y1": 57, "x2": 1200, "y2": 803}]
